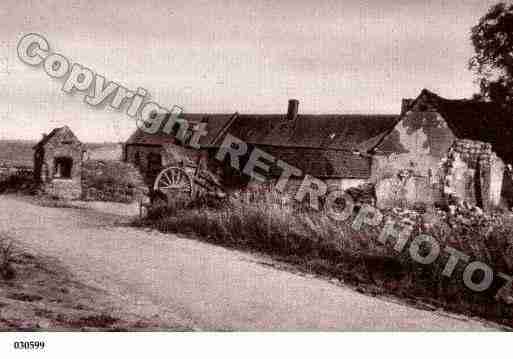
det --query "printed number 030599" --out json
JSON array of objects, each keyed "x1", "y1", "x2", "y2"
[{"x1": 13, "y1": 341, "x2": 45, "y2": 350}]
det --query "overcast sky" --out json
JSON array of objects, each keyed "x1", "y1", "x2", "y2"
[{"x1": 0, "y1": 0, "x2": 499, "y2": 142}]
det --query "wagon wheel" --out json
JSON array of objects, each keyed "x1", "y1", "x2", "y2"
[{"x1": 153, "y1": 167, "x2": 194, "y2": 203}]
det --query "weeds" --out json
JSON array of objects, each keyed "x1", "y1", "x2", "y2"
[
  {"x1": 82, "y1": 160, "x2": 146, "y2": 203},
  {"x1": 135, "y1": 192, "x2": 513, "y2": 328}
]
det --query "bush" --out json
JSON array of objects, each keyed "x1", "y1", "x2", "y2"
[
  {"x1": 0, "y1": 172, "x2": 34, "y2": 194},
  {"x1": 82, "y1": 160, "x2": 147, "y2": 203}
]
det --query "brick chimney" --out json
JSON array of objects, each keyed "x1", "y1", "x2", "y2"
[{"x1": 287, "y1": 99, "x2": 299, "y2": 121}]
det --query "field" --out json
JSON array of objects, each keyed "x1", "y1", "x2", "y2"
[
  {"x1": 0, "y1": 140, "x2": 122, "y2": 168},
  {"x1": 0, "y1": 140, "x2": 35, "y2": 168}
]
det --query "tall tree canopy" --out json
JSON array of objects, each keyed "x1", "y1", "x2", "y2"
[{"x1": 470, "y1": 2, "x2": 513, "y2": 106}]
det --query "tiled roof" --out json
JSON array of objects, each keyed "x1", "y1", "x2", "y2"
[
  {"x1": 407, "y1": 89, "x2": 513, "y2": 162},
  {"x1": 125, "y1": 113, "x2": 234, "y2": 146},
  {"x1": 214, "y1": 114, "x2": 399, "y2": 153},
  {"x1": 125, "y1": 110, "x2": 398, "y2": 179},
  {"x1": 126, "y1": 112, "x2": 398, "y2": 151},
  {"x1": 260, "y1": 145, "x2": 372, "y2": 179}
]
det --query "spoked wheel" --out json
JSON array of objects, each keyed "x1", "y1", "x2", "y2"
[{"x1": 153, "y1": 167, "x2": 194, "y2": 203}]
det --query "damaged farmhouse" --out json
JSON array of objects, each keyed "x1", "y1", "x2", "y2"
[
  {"x1": 373, "y1": 89, "x2": 512, "y2": 211},
  {"x1": 123, "y1": 89, "x2": 513, "y2": 212}
]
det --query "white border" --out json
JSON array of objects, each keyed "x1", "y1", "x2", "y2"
[{"x1": 0, "y1": 332, "x2": 509, "y2": 359}]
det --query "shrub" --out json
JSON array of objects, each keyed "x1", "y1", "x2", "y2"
[
  {"x1": 0, "y1": 172, "x2": 34, "y2": 194},
  {"x1": 82, "y1": 160, "x2": 147, "y2": 203}
]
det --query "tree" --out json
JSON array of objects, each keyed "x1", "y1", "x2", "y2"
[{"x1": 469, "y1": 2, "x2": 513, "y2": 107}]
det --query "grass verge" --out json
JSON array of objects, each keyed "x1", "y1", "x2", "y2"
[{"x1": 133, "y1": 194, "x2": 513, "y2": 329}]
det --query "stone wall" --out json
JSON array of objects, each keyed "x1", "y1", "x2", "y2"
[
  {"x1": 373, "y1": 110, "x2": 505, "y2": 211},
  {"x1": 34, "y1": 128, "x2": 84, "y2": 200},
  {"x1": 442, "y1": 152, "x2": 475, "y2": 205},
  {"x1": 372, "y1": 111, "x2": 456, "y2": 183},
  {"x1": 443, "y1": 139, "x2": 504, "y2": 210},
  {"x1": 372, "y1": 110, "x2": 455, "y2": 209},
  {"x1": 375, "y1": 173, "x2": 435, "y2": 209}
]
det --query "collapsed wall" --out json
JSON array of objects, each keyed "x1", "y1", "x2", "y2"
[
  {"x1": 374, "y1": 138, "x2": 504, "y2": 211},
  {"x1": 442, "y1": 139, "x2": 504, "y2": 211}
]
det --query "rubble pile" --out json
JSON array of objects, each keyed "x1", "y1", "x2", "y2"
[
  {"x1": 437, "y1": 202, "x2": 503, "y2": 234},
  {"x1": 440, "y1": 138, "x2": 505, "y2": 211},
  {"x1": 379, "y1": 200, "x2": 506, "y2": 235}
]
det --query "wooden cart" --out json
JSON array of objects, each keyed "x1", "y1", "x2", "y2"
[{"x1": 152, "y1": 164, "x2": 225, "y2": 205}]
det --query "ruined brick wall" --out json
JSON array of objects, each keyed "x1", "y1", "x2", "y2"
[
  {"x1": 372, "y1": 111, "x2": 456, "y2": 183},
  {"x1": 443, "y1": 139, "x2": 504, "y2": 210},
  {"x1": 372, "y1": 110, "x2": 505, "y2": 211},
  {"x1": 375, "y1": 173, "x2": 436, "y2": 209},
  {"x1": 442, "y1": 151, "x2": 475, "y2": 205},
  {"x1": 450, "y1": 139, "x2": 493, "y2": 168},
  {"x1": 489, "y1": 156, "x2": 504, "y2": 208}
]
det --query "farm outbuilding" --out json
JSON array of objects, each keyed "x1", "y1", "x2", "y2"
[
  {"x1": 200, "y1": 100, "x2": 398, "y2": 195},
  {"x1": 123, "y1": 115, "x2": 208, "y2": 186},
  {"x1": 33, "y1": 126, "x2": 85, "y2": 200},
  {"x1": 123, "y1": 100, "x2": 398, "y2": 199}
]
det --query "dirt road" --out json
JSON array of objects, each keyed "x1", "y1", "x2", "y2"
[{"x1": 0, "y1": 195, "x2": 496, "y2": 330}]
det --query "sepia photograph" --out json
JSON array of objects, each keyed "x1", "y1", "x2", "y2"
[{"x1": 0, "y1": 0, "x2": 512, "y2": 356}]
